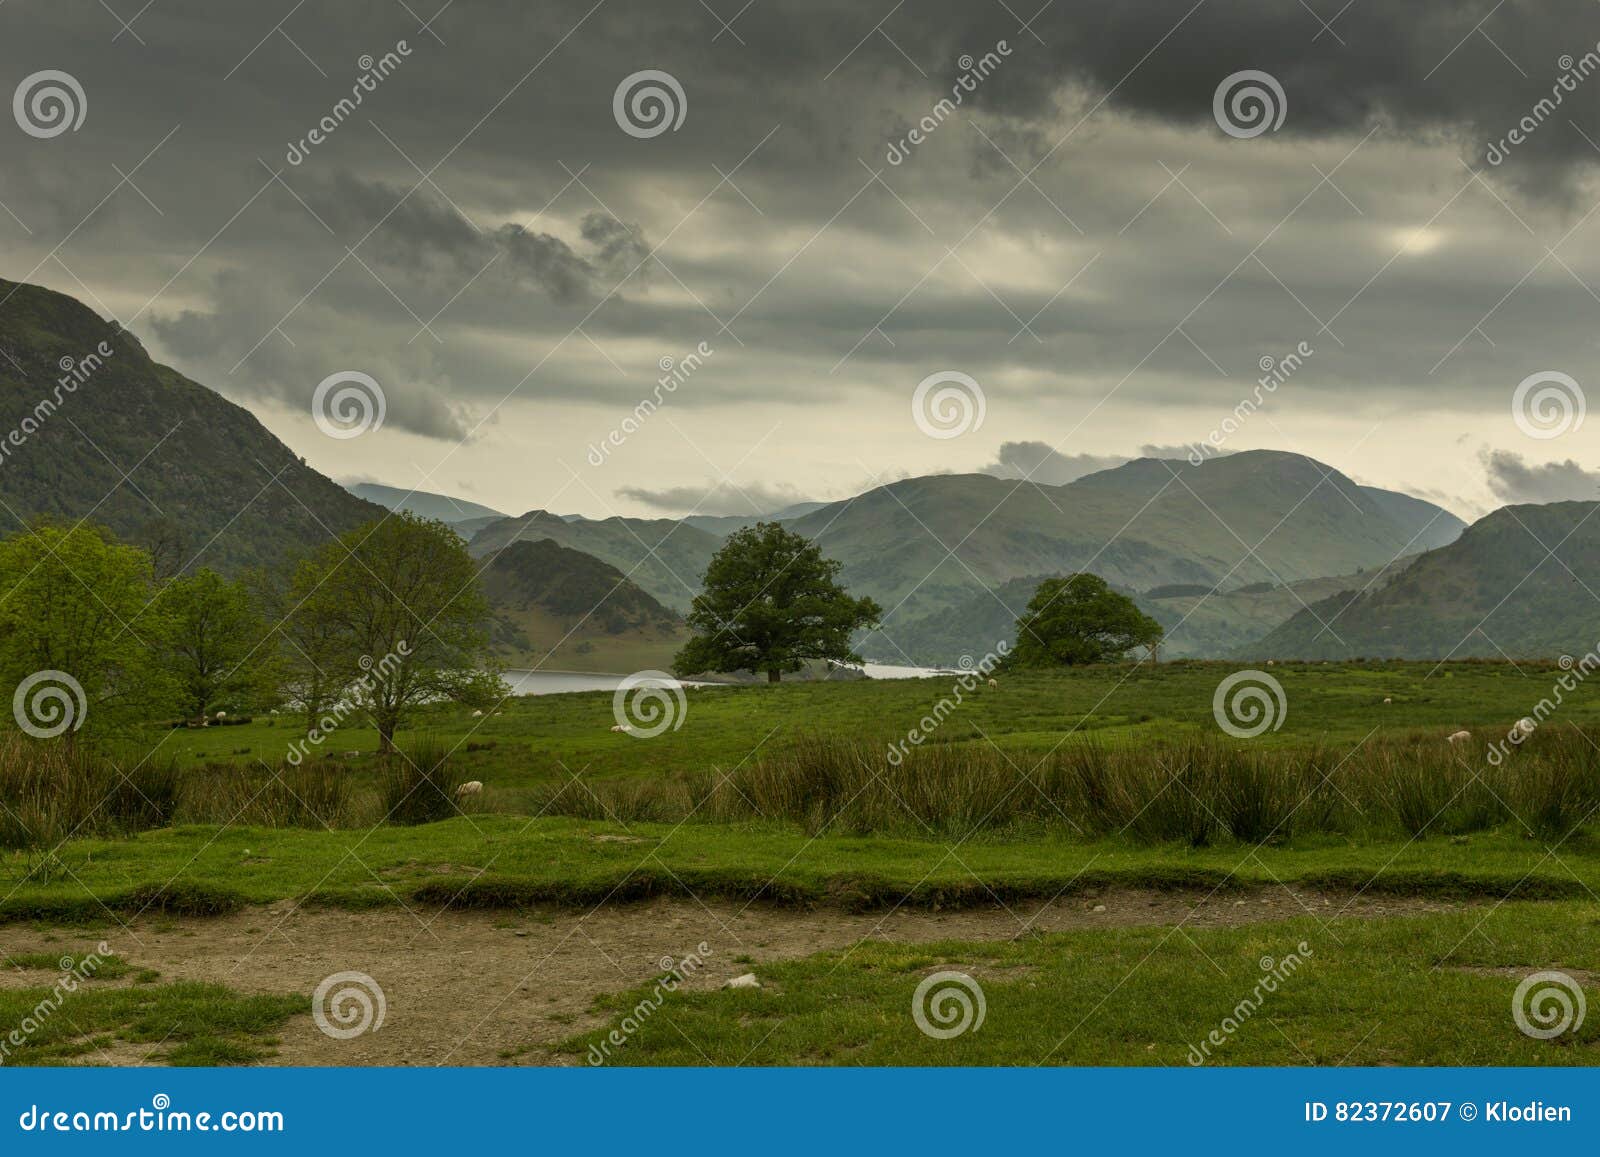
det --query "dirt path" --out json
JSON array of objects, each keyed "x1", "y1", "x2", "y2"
[{"x1": 0, "y1": 888, "x2": 1475, "y2": 1066}]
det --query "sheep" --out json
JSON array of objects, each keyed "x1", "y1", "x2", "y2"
[
  {"x1": 471, "y1": 709, "x2": 484, "y2": 717},
  {"x1": 455, "y1": 781, "x2": 483, "y2": 797},
  {"x1": 1446, "y1": 729, "x2": 1471, "y2": 744},
  {"x1": 1383, "y1": 697, "x2": 1392, "y2": 704},
  {"x1": 722, "y1": 973, "x2": 761, "y2": 990},
  {"x1": 1512, "y1": 717, "x2": 1537, "y2": 739},
  {"x1": 987, "y1": 678, "x2": 998, "y2": 688},
  {"x1": 610, "y1": 723, "x2": 633, "y2": 733},
  {"x1": 1265, "y1": 659, "x2": 1274, "y2": 666},
  {"x1": 214, "y1": 710, "x2": 227, "y2": 720}
]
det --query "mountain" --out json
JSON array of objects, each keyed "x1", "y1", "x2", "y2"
[
  {"x1": 790, "y1": 451, "x2": 1464, "y2": 638},
  {"x1": 468, "y1": 510, "x2": 722, "y2": 612},
  {"x1": 345, "y1": 482, "x2": 505, "y2": 525},
  {"x1": 869, "y1": 559, "x2": 1424, "y2": 665},
  {"x1": 682, "y1": 501, "x2": 829, "y2": 536},
  {"x1": 1249, "y1": 502, "x2": 1600, "y2": 660},
  {"x1": 480, "y1": 538, "x2": 685, "y2": 671},
  {"x1": 0, "y1": 277, "x2": 381, "y2": 573}
]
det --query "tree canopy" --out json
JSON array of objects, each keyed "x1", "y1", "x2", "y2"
[
  {"x1": 285, "y1": 513, "x2": 500, "y2": 749},
  {"x1": 674, "y1": 522, "x2": 881, "y2": 682},
  {"x1": 1007, "y1": 574, "x2": 1163, "y2": 667},
  {"x1": 0, "y1": 522, "x2": 175, "y2": 736}
]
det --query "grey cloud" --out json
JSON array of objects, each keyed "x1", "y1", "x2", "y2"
[
  {"x1": 981, "y1": 441, "x2": 1198, "y2": 485},
  {"x1": 615, "y1": 482, "x2": 816, "y2": 517},
  {"x1": 1481, "y1": 448, "x2": 1600, "y2": 505}
]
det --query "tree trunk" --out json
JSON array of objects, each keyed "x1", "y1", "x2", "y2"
[
  {"x1": 767, "y1": 669, "x2": 780, "y2": 683},
  {"x1": 377, "y1": 720, "x2": 396, "y2": 754}
]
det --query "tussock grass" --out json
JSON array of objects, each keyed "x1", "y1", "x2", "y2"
[
  {"x1": 0, "y1": 736, "x2": 179, "y2": 850},
  {"x1": 529, "y1": 728, "x2": 1600, "y2": 846}
]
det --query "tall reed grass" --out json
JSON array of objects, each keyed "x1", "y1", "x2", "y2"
[{"x1": 527, "y1": 728, "x2": 1600, "y2": 846}]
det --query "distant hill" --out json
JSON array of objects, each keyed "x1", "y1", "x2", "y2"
[
  {"x1": 468, "y1": 510, "x2": 722, "y2": 612},
  {"x1": 346, "y1": 482, "x2": 505, "y2": 525},
  {"x1": 792, "y1": 451, "x2": 1464, "y2": 637},
  {"x1": 682, "y1": 501, "x2": 828, "y2": 536},
  {"x1": 865, "y1": 560, "x2": 1422, "y2": 665},
  {"x1": 0, "y1": 277, "x2": 381, "y2": 573},
  {"x1": 1250, "y1": 502, "x2": 1600, "y2": 659},
  {"x1": 480, "y1": 538, "x2": 685, "y2": 671}
]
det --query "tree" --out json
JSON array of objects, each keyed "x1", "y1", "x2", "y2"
[
  {"x1": 1006, "y1": 574, "x2": 1163, "y2": 667},
  {"x1": 673, "y1": 522, "x2": 881, "y2": 682},
  {"x1": 157, "y1": 568, "x2": 277, "y2": 723},
  {"x1": 0, "y1": 522, "x2": 176, "y2": 736},
  {"x1": 287, "y1": 514, "x2": 500, "y2": 751}
]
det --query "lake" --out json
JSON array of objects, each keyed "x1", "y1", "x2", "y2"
[{"x1": 500, "y1": 663, "x2": 952, "y2": 696}]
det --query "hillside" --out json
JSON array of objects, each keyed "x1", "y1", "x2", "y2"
[
  {"x1": 468, "y1": 511, "x2": 722, "y2": 612},
  {"x1": 346, "y1": 482, "x2": 505, "y2": 525},
  {"x1": 865, "y1": 560, "x2": 1420, "y2": 665},
  {"x1": 0, "y1": 278, "x2": 381, "y2": 573},
  {"x1": 1250, "y1": 502, "x2": 1600, "y2": 659},
  {"x1": 791, "y1": 451, "x2": 1463, "y2": 633},
  {"x1": 480, "y1": 538, "x2": 685, "y2": 672}
]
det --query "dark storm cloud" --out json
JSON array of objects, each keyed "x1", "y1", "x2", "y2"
[
  {"x1": 1481, "y1": 449, "x2": 1600, "y2": 504},
  {"x1": 2, "y1": 0, "x2": 1598, "y2": 513}
]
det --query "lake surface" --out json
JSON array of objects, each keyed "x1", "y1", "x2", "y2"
[{"x1": 500, "y1": 663, "x2": 951, "y2": 696}]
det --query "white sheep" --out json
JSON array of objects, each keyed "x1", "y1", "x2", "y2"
[
  {"x1": 214, "y1": 710, "x2": 226, "y2": 720},
  {"x1": 1265, "y1": 659, "x2": 1275, "y2": 666},
  {"x1": 610, "y1": 723, "x2": 633, "y2": 733},
  {"x1": 455, "y1": 781, "x2": 483, "y2": 797},
  {"x1": 1512, "y1": 717, "x2": 1537, "y2": 739},
  {"x1": 722, "y1": 973, "x2": 761, "y2": 990},
  {"x1": 471, "y1": 709, "x2": 484, "y2": 717},
  {"x1": 987, "y1": 678, "x2": 998, "y2": 688},
  {"x1": 1446, "y1": 729, "x2": 1471, "y2": 744},
  {"x1": 1383, "y1": 697, "x2": 1392, "y2": 704}
]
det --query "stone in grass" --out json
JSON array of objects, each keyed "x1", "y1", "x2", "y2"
[{"x1": 722, "y1": 973, "x2": 761, "y2": 990}]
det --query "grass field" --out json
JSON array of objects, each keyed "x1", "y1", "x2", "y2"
[
  {"x1": 160, "y1": 658, "x2": 1600, "y2": 786},
  {"x1": 3, "y1": 660, "x2": 1597, "y2": 1066},
  {"x1": 558, "y1": 902, "x2": 1600, "y2": 1066}
]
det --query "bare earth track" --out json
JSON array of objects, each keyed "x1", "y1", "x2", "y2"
[{"x1": 0, "y1": 889, "x2": 1479, "y2": 1066}]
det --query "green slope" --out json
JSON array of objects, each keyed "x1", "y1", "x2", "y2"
[
  {"x1": 0, "y1": 277, "x2": 381, "y2": 573},
  {"x1": 480, "y1": 538, "x2": 685, "y2": 671},
  {"x1": 1251, "y1": 501, "x2": 1600, "y2": 659},
  {"x1": 792, "y1": 450, "x2": 1462, "y2": 631},
  {"x1": 346, "y1": 482, "x2": 505, "y2": 524},
  {"x1": 467, "y1": 510, "x2": 721, "y2": 613}
]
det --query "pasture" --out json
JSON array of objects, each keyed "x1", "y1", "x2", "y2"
[{"x1": 2, "y1": 660, "x2": 1598, "y2": 1066}]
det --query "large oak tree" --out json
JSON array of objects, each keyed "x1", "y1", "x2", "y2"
[{"x1": 673, "y1": 522, "x2": 880, "y2": 682}]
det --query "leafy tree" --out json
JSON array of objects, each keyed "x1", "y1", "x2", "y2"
[
  {"x1": 0, "y1": 522, "x2": 176, "y2": 736},
  {"x1": 287, "y1": 514, "x2": 500, "y2": 751},
  {"x1": 674, "y1": 522, "x2": 881, "y2": 682},
  {"x1": 1006, "y1": 574, "x2": 1163, "y2": 667},
  {"x1": 157, "y1": 568, "x2": 277, "y2": 722}
]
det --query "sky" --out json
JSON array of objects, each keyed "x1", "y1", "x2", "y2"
[{"x1": 4, "y1": 0, "x2": 1600, "y2": 522}]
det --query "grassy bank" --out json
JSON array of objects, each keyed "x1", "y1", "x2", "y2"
[{"x1": 2, "y1": 816, "x2": 1595, "y2": 922}]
